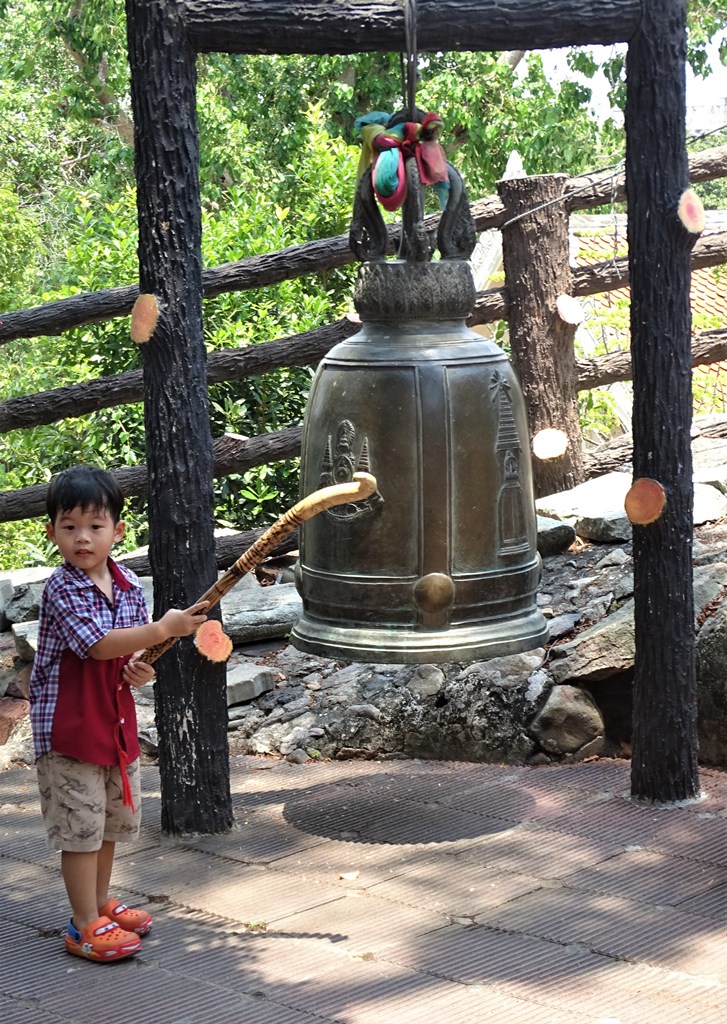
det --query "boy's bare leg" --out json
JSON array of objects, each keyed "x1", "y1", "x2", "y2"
[
  {"x1": 61, "y1": 851, "x2": 101, "y2": 929},
  {"x1": 95, "y1": 840, "x2": 116, "y2": 910}
]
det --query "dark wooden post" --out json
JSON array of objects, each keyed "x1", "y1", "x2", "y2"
[
  {"x1": 626, "y1": 0, "x2": 700, "y2": 802},
  {"x1": 126, "y1": 0, "x2": 233, "y2": 833},
  {"x1": 497, "y1": 174, "x2": 585, "y2": 497}
]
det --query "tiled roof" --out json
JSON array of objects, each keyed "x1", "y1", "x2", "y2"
[{"x1": 571, "y1": 213, "x2": 727, "y2": 412}]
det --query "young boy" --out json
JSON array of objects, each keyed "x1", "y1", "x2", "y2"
[{"x1": 29, "y1": 465, "x2": 208, "y2": 962}]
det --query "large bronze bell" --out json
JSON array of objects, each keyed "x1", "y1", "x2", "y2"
[{"x1": 291, "y1": 140, "x2": 547, "y2": 663}]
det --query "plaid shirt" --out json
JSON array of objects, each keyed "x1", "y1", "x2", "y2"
[{"x1": 29, "y1": 558, "x2": 149, "y2": 760}]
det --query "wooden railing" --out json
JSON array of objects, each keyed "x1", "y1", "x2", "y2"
[{"x1": 1, "y1": 144, "x2": 726, "y2": 532}]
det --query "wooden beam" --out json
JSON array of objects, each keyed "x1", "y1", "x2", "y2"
[{"x1": 184, "y1": 0, "x2": 642, "y2": 54}]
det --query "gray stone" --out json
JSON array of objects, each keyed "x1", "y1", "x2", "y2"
[
  {"x1": 0, "y1": 578, "x2": 14, "y2": 632},
  {"x1": 286, "y1": 748, "x2": 310, "y2": 764},
  {"x1": 693, "y1": 562, "x2": 727, "y2": 615},
  {"x1": 550, "y1": 601, "x2": 635, "y2": 683},
  {"x1": 612, "y1": 575, "x2": 634, "y2": 601},
  {"x1": 576, "y1": 512, "x2": 632, "y2": 543},
  {"x1": 536, "y1": 515, "x2": 576, "y2": 556},
  {"x1": 456, "y1": 649, "x2": 546, "y2": 689},
  {"x1": 5, "y1": 582, "x2": 45, "y2": 625},
  {"x1": 696, "y1": 604, "x2": 727, "y2": 766},
  {"x1": 406, "y1": 665, "x2": 445, "y2": 698},
  {"x1": 0, "y1": 714, "x2": 34, "y2": 770},
  {"x1": 530, "y1": 684, "x2": 604, "y2": 754},
  {"x1": 693, "y1": 464, "x2": 727, "y2": 494},
  {"x1": 569, "y1": 735, "x2": 607, "y2": 761},
  {"x1": 12, "y1": 622, "x2": 38, "y2": 663},
  {"x1": 138, "y1": 728, "x2": 158, "y2": 756},
  {"x1": 222, "y1": 583, "x2": 302, "y2": 643},
  {"x1": 550, "y1": 562, "x2": 727, "y2": 685},
  {"x1": 139, "y1": 576, "x2": 154, "y2": 612},
  {"x1": 537, "y1": 472, "x2": 727, "y2": 530},
  {"x1": 348, "y1": 703, "x2": 383, "y2": 722},
  {"x1": 594, "y1": 548, "x2": 629, "y2": 569},
  {"x1": 226, "y1": 663, "x2": 275, "y2": 706},
  {"x1": 693, "y1": 482, "x2": 727, "y2": 525},
  {"x1": 536, "y1": 472, "x2": 631, "y2": 524},
  {"x1": 524, "y1": 668, "x2": 550, "y2": 705}
]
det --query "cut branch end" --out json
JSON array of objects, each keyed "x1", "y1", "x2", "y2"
[
  {"x1": 677, "y1": 188, "x2": 705, "y2": 235},
  {"x1": 624, "y1": 477, "x2": 667, "y2": 525},
  {"x1": 194, "y1": 619, "x2": 233, "y2": 663},
  {"x1": 532, "y1": 428, "x2": 569, "y2": 461},
  {"x1": 555, "y1": 293, "x2": 585, "y2": 325},
  {"x1": 130, "y1": 293, "x2": 160, "y2": 344}
]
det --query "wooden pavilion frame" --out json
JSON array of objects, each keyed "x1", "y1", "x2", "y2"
[{"x1": 124, "y1": 0, "x2": 699, "y2": 831}]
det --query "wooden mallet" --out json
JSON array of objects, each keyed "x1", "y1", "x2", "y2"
[{"x1": 138, "y1": 472, "x2": 377, "y2": 664}]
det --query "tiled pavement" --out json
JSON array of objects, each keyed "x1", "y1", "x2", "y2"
[{"x1": 1, "y1": 755, "x2": 726, "y2": 1023}]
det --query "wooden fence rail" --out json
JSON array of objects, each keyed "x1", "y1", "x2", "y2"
[
  {"x1": 1, "y1": 145, "x2": 724, "y2": 345},
  {"x1": 1, "y1": 145, "x2": 726, "y2": 526}
]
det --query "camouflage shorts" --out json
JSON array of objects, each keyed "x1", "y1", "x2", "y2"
[{"x1": 36, "y1": 751, "x2": 141, "y2": 852}]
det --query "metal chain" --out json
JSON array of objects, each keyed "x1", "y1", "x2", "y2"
[{"x1": 403, "y1": 0, "x2": 417, "y2": 119}]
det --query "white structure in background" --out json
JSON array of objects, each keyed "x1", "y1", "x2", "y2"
[{"x1": 470, "y1": 151, "x2": 525, "y2": 307}]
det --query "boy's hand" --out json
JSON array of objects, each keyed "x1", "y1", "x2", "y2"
[
  {"x1": 123, "y1": 655, "x2": 156, "y2": 689},
  {"x1": 160, "y1": 601, "x2": 209, "y2": 639}
]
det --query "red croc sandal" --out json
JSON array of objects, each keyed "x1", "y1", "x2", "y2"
[
  {"x1": 99, "y1": 899, "x2": 153, "y2": 937},
  {"x1": 65, "y1": 916, "x2": 141, "y2": 961}
]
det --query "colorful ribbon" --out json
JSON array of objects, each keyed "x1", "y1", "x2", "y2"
[{"x1": 354, "y1": 110, "x2": 451, "y2": 212}]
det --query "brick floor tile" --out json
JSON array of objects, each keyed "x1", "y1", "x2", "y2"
[{"x1": 562, "y1": 848, "x2": 727, "y2": 905}]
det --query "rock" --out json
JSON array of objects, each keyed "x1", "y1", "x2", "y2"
[
  {"x1": 406, "y1": 665, "x2": 445, "y2": 698},
  {"x1": 285, "y1": 748, "x2": 310, "y2": 764},
  {"x1": 0, "y1": 578, "x2": 14, "y2": 632},
  {"x1": 550, "y1": 562, "x2": 727, "y2": 685},
  {"x1": 0, "y1": 714, "x2": 34, "y2": 770},
  {"x1": 594, "y1": 548, "x2": 629, "y2": 569},
  {"x1": 576, "y1": 511, "x2": 631, "y2": 543},
  {"x1": 12, "y1": 622, "x2": 38, "y2": 662},
  {"x1": 693, "y1": 464, "x2": 727, "y2": 494},
  {"x1": 530, "y1": 684, "x2": 604, "y2": 754},
  {"x1": 222, "y1": 583, "x2": 302, "y2": 643},
  {"x1": 4, "y1": 583, "x2": 45, "y2": 625},
  {"x1": 348, "y1": 703, "x2": 383, "y2": 722},
  {"x1": 695, "y1": 605, "x2": 727, "y2": 766},
  {"x1": 536, "y1": 472, "x2": 631, "y2": 524},
  {"x1": 694, "y1": 482, "x2": 727, "y2": 524},
  {"x1": 525, "y1": 668, "x2": 550, "y2": 704},
  {"x1": 537, "y1": 471, "x2": 727, "y2": 531},
  {"x1": 138, "y1": 728, "x2": 158, "y2": 756},
  {"x1": 6, "y1": 665, "x2": 31, "y2": 700},
  {"x1": 550, "y1": 601, "x2": 635, "y2": 683},
  {"x1": 456, "y1": 649, "x2": 546, "y2": 689},
  {"x1": 536, "y1": 516, "x2": 576, "y2": 556},
  {"x1": 226, "y1": 663, "x2": 275, "y2": 706},
  {"x1": 0, "y1": 696, "x2": 30, "y2": 745}
]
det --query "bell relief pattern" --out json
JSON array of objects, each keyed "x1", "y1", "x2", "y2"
[
  {"x1": 490, "y1": 372, "x2": 529, "y2": 554},
  {"x1": 320, "y1": 420, "x2": 383, "y2": 521}
]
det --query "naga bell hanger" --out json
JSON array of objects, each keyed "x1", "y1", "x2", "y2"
[{"x1": 349, "y1": 0, "x2": 476, "y2": 264}]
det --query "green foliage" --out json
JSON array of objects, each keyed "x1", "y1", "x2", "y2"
[
  {"x1": 578, "y1": 387, "x2": 622, "y2": 443},
  {"x1": 1, "y1": 1, "x2": 725, "y2": 569}
]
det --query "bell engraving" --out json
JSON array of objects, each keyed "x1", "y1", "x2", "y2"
[
  {"x1": 319, "y1": 421, "x2": 383, "y2": 522},
  {"x1": 491, "y1": 371, "x2": 529, "y2": 556}
]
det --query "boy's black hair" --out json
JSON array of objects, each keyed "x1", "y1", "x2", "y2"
[{"x1": 46, "y1": 466, "x2": 124, "y2": 524}]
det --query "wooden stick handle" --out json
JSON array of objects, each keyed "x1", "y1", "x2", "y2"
[{"x1": 139, "y1": 472, "x2": 377, "y2": 665}]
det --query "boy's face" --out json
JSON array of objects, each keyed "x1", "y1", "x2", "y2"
[{"x1": 46, "y1": 504, "x2": 125, "y2": 575}]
